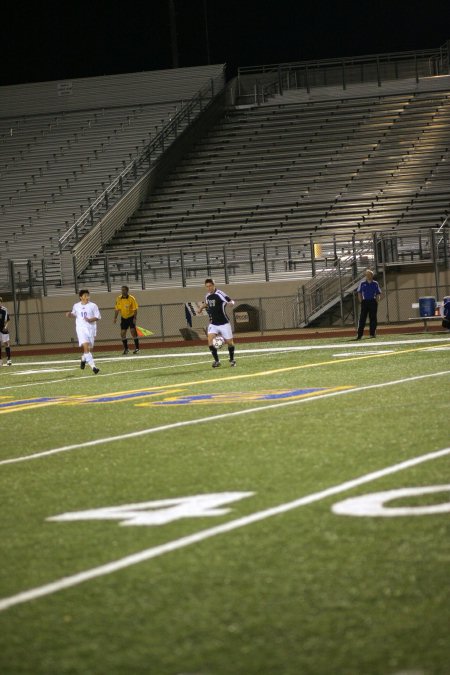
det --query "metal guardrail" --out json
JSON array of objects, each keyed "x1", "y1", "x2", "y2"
[
  {"x1": 237, "y1": 41, "x2": 450, "y2": 103},
  {"x1": 6, "y1": 226, "x2": 449, "y2": 297}
]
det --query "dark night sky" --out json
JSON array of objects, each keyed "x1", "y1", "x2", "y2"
[{"x1": 1, "y1": 0, "x2": 449, "y2": 86}]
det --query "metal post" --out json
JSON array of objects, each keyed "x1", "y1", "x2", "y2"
[
  {"x1": 302, "y1": 284, "x2": 307, "y2": 325},
  {"x1": 223, "y1": 245, "x2": 229, "y2": 284},
  {"x1": 180, "y1": 249, "x2": 186, "y2": 287},
  {"x1": 310, "y1": 235, "x2": 316, "y2": 277},
  {"x1": 258, "y1": 297, "x2": 264, "y2": 335},
  {"x1": 72, "y1": 255, "x2": 78, "y2": 294},
  {"x1": 382, "y1": 265, "x2": 390, "y2": 324},
  {"x1": 353, "y1": 290, "x2": 358, "y2": 329},
  {"x1": 263, "y1": 242, "x2": 269, "y2": 281},
  {"x1": 342, "y1": 60, "x2": 346, "y2": 90},
  {"x1": 105, "y1": 255, "x2": 111, "y2": 292},
  {"x1": 376, "y1": 56, "x2": 381, "y2": 87},
  {"x1": 431, "y1": 229, "x2": 440, "y2": 296},
  {"x1": 337, "y1": 260, "x2": 344, "y2": 325},
  {"x1": 8, "y1": 260, "x2": 20, "y2": 345},
  {"x1": 278, "y1": 65, "x2": 283, "y2": 96},
  {"x1": 140, "y1": 251, "x2": 145, "y2": 289},
  {"x1": 27, "y1": 259, "x2": 33, "y2": 295},
  {"x1": 159, "y1": 303, "x2": 165, "y2": 341},
  {"x1": 41, "y1": 258, "x2": 47, "y2": 297},
  {"x1": 351, "y1": 233, "x2": 357, "y2": 279}
]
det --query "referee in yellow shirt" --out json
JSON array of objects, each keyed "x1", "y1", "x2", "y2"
[{"x1": 113, "y1": 286, "x2": 139, "y2": 354}]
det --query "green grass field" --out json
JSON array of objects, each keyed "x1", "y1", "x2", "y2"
[{"x1": 1, "y1": 333, "x2": 449, "y2": 675}]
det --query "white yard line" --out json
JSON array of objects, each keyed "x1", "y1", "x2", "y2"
[
  {"x1": 1, "y1": 370, "x2": 449, "y2": 467},
  {"x1": 2, "y1": 337, "x2": 449, "y2": 392},
  {"x1": 7, "y1": 335, "x2": 450, "y2": 368},
  {"x1": 1, "y1": 443, "x2": 449, "y2": 612}
]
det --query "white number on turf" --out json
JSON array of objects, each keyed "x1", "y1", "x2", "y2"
[
  {"x1": 332, "y1": 484, "x2": 450, "y2": 517},
  {"x1": 47, "y1": 492, "x2": 254, "y2": 527}
]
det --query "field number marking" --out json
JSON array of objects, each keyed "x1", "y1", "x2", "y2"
[
  {"x1": 332, "y1": 485, "x2": 450, "y2": 517},
  {"x1": 0, "y1": 445, "x2": 449, "y2": 612}
]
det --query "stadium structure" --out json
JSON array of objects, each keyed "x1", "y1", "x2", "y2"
[{"x1": 1, "y1": 43, "x2": 450, "y2": 344}]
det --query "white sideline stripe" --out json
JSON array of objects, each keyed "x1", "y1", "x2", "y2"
[
  {"x1": 1, "y1": 444, "x2": 449, "y2": 612},
  {"x1": 1, "y1": 370, "x2": 449, "y2": 467},
  {"x1": 9, "y1": 335, "x2": 450, "y2": 367},
  {"x1": 0, "y1": 360, "x2": 214, "y2": 392}
]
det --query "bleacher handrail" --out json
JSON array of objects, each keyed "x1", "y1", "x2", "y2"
[
  {"x1": 237, "y1": 41, "x2": 450, "y2": 103},
  {"x1": 238, "y1": 42, "x2": 450, "y2": 76}
]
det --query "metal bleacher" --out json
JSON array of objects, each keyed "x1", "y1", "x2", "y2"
[
  {"x1": 2, "y1": 47, "x2": 450, "y2": 293},
  {"x1": 0, "y1": 64, "x2": 226, "y2": 290},
  {"x1": 103, "y1": 89, "x2": 450, "y2": 255}
]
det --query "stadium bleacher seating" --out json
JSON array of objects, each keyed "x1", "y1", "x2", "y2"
[
  {"x1": 103, "y1": 90, "x2": 450, "y2": 255},
  {"x1": 1, "y1": 55, "x2": 449, "y2": 291}
]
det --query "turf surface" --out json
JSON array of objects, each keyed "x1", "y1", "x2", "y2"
[{"x1": 1, "y1": 334, "x2": 449, "y2": 674}]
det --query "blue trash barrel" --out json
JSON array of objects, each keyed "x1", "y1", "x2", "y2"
[{"x1": 419, "y1": 297, "x2": 436, "y2": 317}]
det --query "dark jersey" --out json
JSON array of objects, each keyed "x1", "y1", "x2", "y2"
[
  {"x1": 0, "y1": 305, "x2": 9, "y2": 332},
  {"x1": 205, "y1": 289, "x2": 232, "y2": 325}
]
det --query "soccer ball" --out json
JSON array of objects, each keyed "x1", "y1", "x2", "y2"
[{"x1": 212, "y1": 335, "x2": 225, "y2": 349}]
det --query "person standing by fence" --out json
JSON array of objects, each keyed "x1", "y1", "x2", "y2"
[{"x1": 355, "y1": 269, "x2": 381, "y2": 340}]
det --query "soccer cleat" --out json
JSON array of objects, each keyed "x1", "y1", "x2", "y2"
[
  {"x1": 212, "y1": 361, "x2": 221, "y2": 368},
  {"x1": 93, "y1": 367, "x2": 100, "y2": 374},
  {"x1": 80, "y1": 359, "x2": 86, "y2": 370},
  {"x1": 6, "y1": 360, "x2": 12, "y2": 366},
  {"x1": 133, "y1": 348, "x2": 139, "y2": 354},
  {"x1": 122, "y1": 349, "x2": 129, "y2": 355},
  {"x1": 369, "y1": 334, "x2": 376, "y2": 339},
  {"x1": 229, "y1": 360, "x2": 236, "y2": 367}
]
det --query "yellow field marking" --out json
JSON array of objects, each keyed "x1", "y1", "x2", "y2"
[
  {"x1": 0, "y1": 343, "x2": 447, "y2": 415},
  {"x1": 130, "y1": 341, "x2": 450, "y2": 391}
]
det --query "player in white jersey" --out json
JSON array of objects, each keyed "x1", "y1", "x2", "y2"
[{"x1": 66, "y1": 289, "x2": 101, "y2": 374}]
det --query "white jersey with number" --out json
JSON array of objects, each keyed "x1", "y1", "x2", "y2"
[{"x1": 72, "y1": 301, "x2": 101, "y2": 346}]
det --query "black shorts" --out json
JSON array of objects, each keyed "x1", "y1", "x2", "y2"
[{"x1": 120, "y1": 317, "x2": 136, "y2": 330}]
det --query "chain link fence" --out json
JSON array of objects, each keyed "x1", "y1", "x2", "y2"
[{"x1": 6, "y1": 283, "x2": 450, "y2": 347}]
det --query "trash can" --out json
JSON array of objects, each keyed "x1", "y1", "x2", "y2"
[
  {"x1": 233, "y1": 304, "x2": 260, "y2": 332},
  {"x1": 419, "y1": 297, "x2": 436, "y2": 317}
]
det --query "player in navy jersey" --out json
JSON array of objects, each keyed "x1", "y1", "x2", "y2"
[
  {"x1": 355, "y1": 269, "x2": 382, "y2": 340},
  {"x1": 198, "y1": 278, "x2": 236, "y2": 368}
]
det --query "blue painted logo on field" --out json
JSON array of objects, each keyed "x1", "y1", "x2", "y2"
[
  {"x1": 139, "y1": 388, "x2": 345, "y2": 406},
  {"x1": 0, "y1": 386, "x2": 350, "y2": 414}
]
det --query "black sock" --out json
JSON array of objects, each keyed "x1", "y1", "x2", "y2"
[
  {"x1": 209, "y1": 345, "x2": 219, "y2": 361},
  {"x1": 228, "y1": 345, "x2": 235, "y2": 360},
  {"x1": 6, "y1": 347, "x2": 11, "y2": 359},
  {"x1": 134, "y1": 338, "x2": 139, "y2": 349},
  {"x1": 122, "y1": 339, "x2": 128, "y2": 350}
]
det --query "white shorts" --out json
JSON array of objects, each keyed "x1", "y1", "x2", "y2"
[
  {"x1": 208, "y1": 323, "x2": 233, "y2": 341},
  {"x1": 77, "y1": 328, "x2": 96, "y2": 348},
  {"x1": 1, "y1": 331, "x2": 10, "y2": 345}
]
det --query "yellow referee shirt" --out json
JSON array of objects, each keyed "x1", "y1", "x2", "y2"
[{"x1": 114, "y1": 294, "x2": 138, "y2": 319}]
